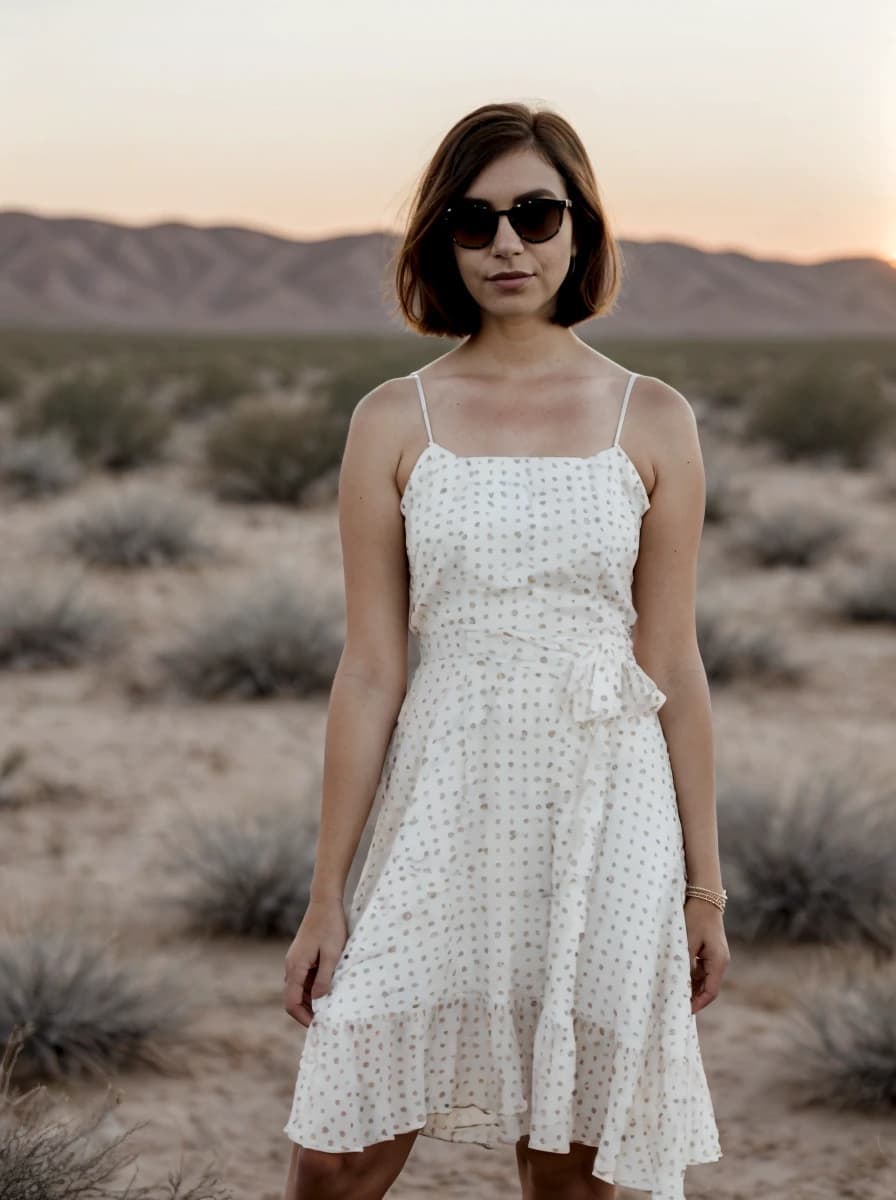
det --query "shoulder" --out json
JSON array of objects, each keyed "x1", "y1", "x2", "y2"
[
  {"x1": 631, "y1": 373, "x2": 697, "y2": 430},
  {"x1": 349, "y1": 375, "x2": 416, "y2": 430},
  {"x1": 631, "y1": 373, "x2": 700, "y2": 450},
  {"x1": 344, "y1": 374, "x2": 421, "y2": 453}
]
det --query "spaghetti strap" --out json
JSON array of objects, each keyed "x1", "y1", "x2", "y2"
[
  {"x1": 409, "y1": 372, "x2": 434, "y2": 446},
  {"x1": 613, "y1": 372, "x2": 638, "y2": 447}
]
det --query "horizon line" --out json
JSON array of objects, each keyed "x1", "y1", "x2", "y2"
[{"x1": 1, "y1": 205, "x2": 892, "y2": 271}]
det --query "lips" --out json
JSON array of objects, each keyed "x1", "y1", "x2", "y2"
[{"x1": 488, "y1": 272, "x2": 532, "y2": 280}]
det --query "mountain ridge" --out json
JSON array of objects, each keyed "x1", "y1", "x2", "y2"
[{"x1": 1, "y1": 209, "x2": 893, "y2": 336}]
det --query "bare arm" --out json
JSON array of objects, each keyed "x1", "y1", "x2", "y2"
[
  {"x1": 629, "y1": 378, "x2": 722, "y2": 894},
  {"x1": 308, "y1": 380, "x2": 413, "y2": 905}
]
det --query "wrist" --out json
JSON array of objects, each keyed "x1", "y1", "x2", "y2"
[
  {"x1": 685, "y1": 876, "x2": 724, "y2": 891},
  {"x1": 685, "y1": 894, "x2": 725, "y2": 912},
  {"x1": 684, "y1": 881, "x2": 727, "y2": 915}
]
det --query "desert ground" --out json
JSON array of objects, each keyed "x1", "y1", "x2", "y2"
[{"x1": 1, "y1": 332, "x2": 895, "y2": 1199}]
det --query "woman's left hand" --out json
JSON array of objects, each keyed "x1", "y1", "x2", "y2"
[{"x1": 685, "y1": 898, "x2": 731, "y2": 1014}]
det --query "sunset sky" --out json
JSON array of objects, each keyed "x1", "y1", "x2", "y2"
[{"x1": 3, "y1": 0, "x2": 894, "y2": 265}]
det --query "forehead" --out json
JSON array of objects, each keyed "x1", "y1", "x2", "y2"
[{"x1": 462, "y1": 149, "x2": 566, "y2": 204}]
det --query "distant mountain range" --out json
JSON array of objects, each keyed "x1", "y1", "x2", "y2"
[{"x1": 1, "y1": 209, "x2": 893, "y2": 337}]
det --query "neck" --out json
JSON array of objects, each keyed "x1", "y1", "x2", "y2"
[{"x1": 461, "y1": 325, "x2": 584, "y2": 377}]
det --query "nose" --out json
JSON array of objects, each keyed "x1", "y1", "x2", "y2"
[{"x1": 491, "y1": 212, "x2": 523, "y2": 255}]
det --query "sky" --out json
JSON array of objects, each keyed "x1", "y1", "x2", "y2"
[{"x1": 2, "y1": 0, "x2": 894, "y2": 265}]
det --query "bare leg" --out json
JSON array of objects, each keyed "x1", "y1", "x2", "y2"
[
  {"x1": 282, "y1": 1128, "x2": 422, "y2": 1200},
  {"x1": 515, "y1": 1136, "x2": 535, "y2": 1200},
  {"x1": 516, "y1": 1136, "x2": 617, "y2": 1200}
]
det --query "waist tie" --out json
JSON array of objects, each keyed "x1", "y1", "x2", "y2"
[{"x1": 416, "y1": 624, "x2": 667, "y2": 725}]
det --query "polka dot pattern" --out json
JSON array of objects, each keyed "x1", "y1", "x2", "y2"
[{"x1": 284, "y1": 370, "x2": 722, "y2": 1197}]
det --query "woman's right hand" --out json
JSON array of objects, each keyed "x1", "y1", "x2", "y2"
[{"x1": 284, "y1": 898, "x2": 348, "y2": 1028}]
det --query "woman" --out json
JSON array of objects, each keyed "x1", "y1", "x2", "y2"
[{"x1": 281, "y1": 100, "x2": 729, "y2": 1200}]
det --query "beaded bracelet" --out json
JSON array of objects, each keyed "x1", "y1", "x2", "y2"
[{"x1": 684, "y1": 884, "x2": 727, "y2": 913}]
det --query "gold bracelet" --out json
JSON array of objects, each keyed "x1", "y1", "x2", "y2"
[{"x1": 684, "y1": 884, "x2": 727, "y2": 913}]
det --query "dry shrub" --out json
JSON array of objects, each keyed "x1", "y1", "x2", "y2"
[
  {"x1": 0, "y1": 1028, "x2": 232, "y2": 1199},
  {"x1": 162, "y1": 807, "x2": 317, "y2": 937},
  {"x1": 717, "y1": 767, "x2": 896, "y2": 952},
  {"x1": 50, "y1": 487, "x2": 213, "y2": 568},
  {"x1": 15, "y1": 371, "x2": 172, "y2": 470},
  {"x1": 0, "y1": 934, "x2": 190, "y2": 1086},
  {"x1": 833, "y1": 557, "x2": 896, "y2": 623},
  {"x1": 745, "y1": 361, "x2": 893, "y2": 468},
  {"x1": 735, "y1": 503, "x2": 849, "y2": 567},
  {"x1": 0, "y1": 361, "x2": 22, "y2": 401},
  {"x1": 0, "y1": 745, "x2": 83, "y2": 810},
  {"x1": 175, "y1": 360, "x2": 255, "y2": 419},
  {"x1": 0, "y1": 431, "x2": 83, "y2": 497},
  {"x1": 787, "y1": 959, "x2": 896, "y2": 1111},
  {"x1": 202, "y1": 398, "x2": 345, "y2": 503},
  {"x1": 697, "y1": 607, "x2": 803, "y2": 685},
  {"x1": 157, "y1": 575, "x2": 341, "y2": 699},
  {"x1": 0, "y1": 575, "x2": 120, "y2": 669},
  {"x1": 703, "y1": 463, "x2": 737, "y2": 524}
]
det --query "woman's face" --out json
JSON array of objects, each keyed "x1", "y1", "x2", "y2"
[{"x1": 450, "y1": 147, "x2": 576, "y2": 322}]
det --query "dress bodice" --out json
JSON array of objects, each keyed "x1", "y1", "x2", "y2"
[{"x1": 399, "y1": 372, "x2": 651, "y2": 644}]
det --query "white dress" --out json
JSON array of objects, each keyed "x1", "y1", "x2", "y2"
[{"x1": 284, "y1": 369, "x2": 723, "y2": 1199}]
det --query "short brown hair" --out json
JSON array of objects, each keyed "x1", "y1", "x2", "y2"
[{"x1": 389, "y1": 102, "x2": 622, "y2": 338}]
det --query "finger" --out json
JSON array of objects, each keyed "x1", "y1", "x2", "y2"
[
  {"x1": 692, "y1": 986, "x2": 718, "y2": 1013},
  {"x1": 286, "y1": 955, "x2": 318, "y2": 980},
  {"x1": 691, "y1": 959, "x2": 725, "y2": 1012},
  {"x1": 285, "y1": 1002, "x2": 312, "y2": 1027},
  {"x1": 700, "y1": 959, "x2": 726, "y2": 999},
  {"x1": 310, "y1": 955, "x2": 341, "y2": 1000},
  {"x1": 284, "y1": 979, "x2": 314, "y2": 1027},
  {"x1": 689, "y1": 957, "x2": 707, "y2": 995}
]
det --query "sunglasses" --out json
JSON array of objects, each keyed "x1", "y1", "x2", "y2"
[{"x1": 442, "y1": 197, "x2": 573, "y2": 249}]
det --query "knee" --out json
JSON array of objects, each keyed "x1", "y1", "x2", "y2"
[
  {"x1": 293, "y1": 1145, "x2": 350, "y2": 1196},
  {"x1": 524, "y1": 1144, "x2": 594, "y2": 1188}
]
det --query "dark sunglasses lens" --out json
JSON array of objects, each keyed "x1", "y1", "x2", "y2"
[
  {"x1": 447, "y1": 198, "x2": 565, "y2": 246},
  {"x1": 513, "y1": 199, "x2": 562, "y2": 241},
  {"x1": 448, "y1": 204, "x2": 495, "y2": 247}
]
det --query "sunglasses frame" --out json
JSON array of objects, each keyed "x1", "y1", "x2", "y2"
[{"x1": 442, "y1": 197, "x2": 573, "y2": 249}]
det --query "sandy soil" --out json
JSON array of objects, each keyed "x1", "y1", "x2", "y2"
[{"x1": 1, "y1": 388, "x2": 895, "y2": 1199}]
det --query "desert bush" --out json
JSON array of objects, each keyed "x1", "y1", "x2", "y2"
[
  {"x1": 833, "y1": 557, "x2": 896, "y2": 623},
  {"x1": 202, "y1": 398, "x2": 345, "y2": 503},
  {"x1": 717, "y1": 769, "x2": 896, "y2": 951},
  {"x1": 0, "y1": 934, "x2": 190, "y2": 1085},
  {"x1": 697, "y1": 607, "x2": 803, "y2": 684},
  {"x1": 0, "y1": 748, "x2": 27, "y2": 809},
  {"x1": 736, "y1": 503, "x2": 848, "y2": 567},
  {"x1": 15, "y1": 371, "x2": 172, "y2": 470},
  {"x1": 0, "y1": 576, "x2": 120, "y2": 669},
  {"x1": 710, "y1": 385, "x2": 745, "y2": 410},
  {"x1": 0, "y1": 745, "x2": 81, "y2": 810},
  {"x1": 744, "y1": 361, "x2": 893, "y2": 468},
  {"x1": 50, "y1": 487, "x2": 212, "y2": 568},
  {"x1": 309, "y1": 361, "x2": 404, "y2": 429},
  {"x1": 157, "y1": 575, "x2": 341, "y2": 698},
  {"x1": 0, "y1": 361, "x2": 22, "y2": 402},
  {"x1": 163, "y1": 808, "x2": 317, "y2": 937},
  {"x1": 703, "y1": 463, "x2": 736, "y2": 524},
  {"x1": 175, "y1": 359, "x2": 255, "y2": 418},
  {"x1": 0, "y1": 1029, "x2": 232, "y2": 1200},
  {"x1": 0, "y1": 430, "x2": 83, "y2": 497},
  {"x1": 787, "y1": 962, "x2": 896, "y2": 1110}
]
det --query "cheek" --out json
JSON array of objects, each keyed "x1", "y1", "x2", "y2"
[
  {"x1": 454, "y1": 254, "x2": 485, "y2": 291},
  {"x1": 534, "y1": 250, "x2": 571, "y2": 285}
]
